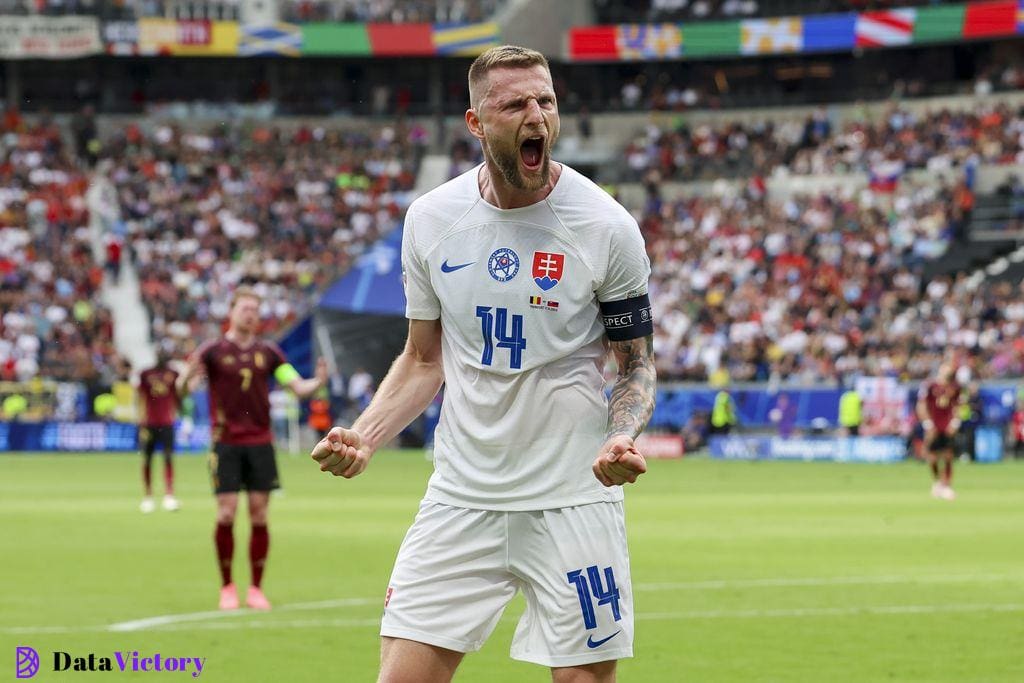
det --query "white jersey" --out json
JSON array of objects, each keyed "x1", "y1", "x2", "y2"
[{"x1": 402, "y1": 164, "x2": 651, "y2": 511}]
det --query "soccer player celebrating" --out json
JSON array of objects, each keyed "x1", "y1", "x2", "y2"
[
  {"x1": 916, "y1": 363, "x2": 962, "y2": 500},
  {"x1": 312, "y1": 46, "x2": 656, "y2": 683},
  {"x1": 179, "y1": 287, "x2": 326, "y2": 610},
  {"x1": 136, "y1": 351, "x2": 180, "y2": 513}
]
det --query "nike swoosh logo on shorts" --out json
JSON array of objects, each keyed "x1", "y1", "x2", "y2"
[
  {"x1": 586, "y1": 630, "x2": 621, "y2": 649},
  {"x1": 441, "y1": 259, "x2": 474, "y2": 273}
]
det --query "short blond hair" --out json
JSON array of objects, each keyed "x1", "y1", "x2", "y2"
[
  {"x1": 468, "y1": 45, "x2": 550, "y2": 108},
  {"x1": 231, "y1": 285, "x2": 261, "y2": 309}
]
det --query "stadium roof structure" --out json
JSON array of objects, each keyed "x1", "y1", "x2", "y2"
[{"x1": 319, "y1": 227, "x2": 406, "y2": 316}]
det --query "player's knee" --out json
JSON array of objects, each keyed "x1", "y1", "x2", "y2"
[
  {"x1": 215, "y1": 510, "x2": 236, "y2": 525},
  {"x1": 249, "y1": 510, "x2": 268, "y2": 525},
  {"x1": 551, "y1": 660, "x2": 617, "y2": 683},
  {"x1": 215, "y1": 501, "x2": 238, "y2": 525}
]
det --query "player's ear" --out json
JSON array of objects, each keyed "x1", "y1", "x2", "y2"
[{"x1": 466, "y1": 108, "x2": 485, "y2": 141}]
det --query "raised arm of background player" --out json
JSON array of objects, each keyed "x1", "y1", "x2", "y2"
[
  {"x1": 176, "y1": 354, "x2": 206, "y2": 398},
  {"x1": 592, "y1": 335, "x2": 657, "y2": 487},
  {"x1": 283, "y1": 358, "x2": 329, "y2": 399},
  {"x1": 311, "y1": 319, "x2": 443, "y2": 478},
  {"x1": 175, "y1": 350, "x2": 329, "y2": 400}
]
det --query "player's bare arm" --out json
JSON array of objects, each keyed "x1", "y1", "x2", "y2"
[
  {"x1": 312, "y1": 319, "x2": 444, "y2": 478},
  {"x1": 916, "y1": 397, "x2": 934, "y2": 435},
  {"x1": 286, "y1": 357, "x2": 328, "y2": 399},
  {"x1": 176, "y1": 355, "x2": 204, "y2": 397},
  {"x1": 593, "y1": 334, "x2": 656, "y2": 487}
]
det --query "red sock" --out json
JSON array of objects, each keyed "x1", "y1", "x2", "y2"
[
  {"x1": 250, "y1": 525, "x2": 269, "y2": 588},
  {"x1": 164, "y1": 458, "x2": 174, "y2": 495},
  {"x1": 215, "y1": 523, "x2": 234, "y2": 586},
  {"x1": 142, "y1": 460, "x2": 152, "y2": 495}
]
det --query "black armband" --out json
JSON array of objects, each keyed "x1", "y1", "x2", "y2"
[{"x1": 600, "y1": 294, "x2": 654, "y2": 341}]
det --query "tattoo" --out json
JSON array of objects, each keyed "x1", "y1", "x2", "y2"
[{"x1": 607, "y1": 335, "x2": 657, "y2": 440}]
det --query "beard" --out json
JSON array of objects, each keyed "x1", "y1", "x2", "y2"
[{"x1": 484, "y1": 133, "x2": 553, "y2": 192}]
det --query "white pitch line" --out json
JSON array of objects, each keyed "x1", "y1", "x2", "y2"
[
  {"x1": 634, "y1": 573, "x2": 1024, "y2": 591},
  {"x1": 637, "y1": 603, "x2": 1024, "y2": 620},
  {"x1": 106, "y1": 597, "x2": 379, "y2": 632}
]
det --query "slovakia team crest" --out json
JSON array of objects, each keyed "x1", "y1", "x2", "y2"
[
  {"x1": 488, "y1": 248, "x2": 520, "y2": 282},
  {"x1": 532, "y1": 251, "x2": 564, "y2": 291}
]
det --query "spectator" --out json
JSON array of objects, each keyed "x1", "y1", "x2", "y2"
[
  {"x1": 709, "y1": 390, "x2": 737, "y2": 435},
  {"x1": 838, "y1": 385, "x2": 863, "y2": 436}
]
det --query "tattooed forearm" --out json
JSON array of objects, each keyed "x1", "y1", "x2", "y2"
[{"x1": 607, "y1": 335, "x2": 657, "y2": 439}]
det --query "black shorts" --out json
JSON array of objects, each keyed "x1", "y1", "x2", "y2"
[
  {"x1": 928, "y1": 432, "x2": 955, "y2": 452},
  {"x1": 209, "y1": 442, "x2": 280, "y2": 494},
  {"x1": 141, "y1": 425, "x2": 175, "y2": 456}
]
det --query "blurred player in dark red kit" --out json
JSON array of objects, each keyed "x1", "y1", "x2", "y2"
[
  {"x1": 178, "y1": 286, "x2": 327, "y2": 611},
  {"x1": 916, "y1": 363, "x2": 963, "y2": 501},
  {"x1": 136, "y1": 351, "x2": 181, "y2": 513}
]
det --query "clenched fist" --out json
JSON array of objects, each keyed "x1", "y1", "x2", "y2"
[
  {"x1": 592, "y1": 434, "x2": 647, "y2": 487},
  {"x1": 311, "y1": 427, "x2": 371, "y2": 479}
]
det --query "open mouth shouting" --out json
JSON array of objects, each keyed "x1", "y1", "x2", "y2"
[{"x1": 520, "y1": 135, "x2": 546, "y2": 172}]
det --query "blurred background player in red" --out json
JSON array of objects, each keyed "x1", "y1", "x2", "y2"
[
  {"x1": 916, "y1": 363, "x2": 963, "y2": 501},
  {"x1": 136, "y1": 351, "x2": 181, "y2": 513},
  {"x1": 1010, "y1": 396, "x2": 1024, "y2": 460},
  {"x1": 178, "y1": 286, "x2": 327, "y2": 611}
]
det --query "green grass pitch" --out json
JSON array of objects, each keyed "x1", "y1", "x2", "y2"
[{"x1": 2, "y1": 451, "x2": 1022, "y2": 682}]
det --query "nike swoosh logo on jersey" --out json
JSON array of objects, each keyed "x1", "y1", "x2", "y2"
[
  {"x1": 441, "y1": 259, "x2": 474, "y2": 273},
  {"x1": 586, "y1": 630, "x2": 621, "y2": 649}
]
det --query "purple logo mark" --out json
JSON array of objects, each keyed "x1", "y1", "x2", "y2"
[{"x1": 15, "y1": 647, "x2": 39, "y2": 679}]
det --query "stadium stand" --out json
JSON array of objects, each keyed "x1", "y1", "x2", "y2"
[
  {"x1": 0, "y1": 110, "x2": 124, "y2": 384},
  {"x1": 105, "y1": 119, "x2": 423, "y2": 358},
  {"x1": 621, "y1": 101, "x2": 1024, "y2": 182},
  {"x1": 638, "y1": 181, "x2": 995, "y2": 383}
]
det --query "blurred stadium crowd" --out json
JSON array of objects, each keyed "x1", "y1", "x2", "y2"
[{"x1": 1, "y1": 109, "x2": 421, "y2": 388}]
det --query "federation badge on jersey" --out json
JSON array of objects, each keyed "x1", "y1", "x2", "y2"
[
  {"x1": 488, "y1": 248, "x2": 520, "y2": 282},
  {"x1": 532, "y1": 251, "x2": 564, "y2": 291}
]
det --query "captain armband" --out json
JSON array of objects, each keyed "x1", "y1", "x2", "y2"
[
  {"x1": 599, "y1": 294, "x2": 654, "y2": 341},
  {"x1": 274, "y1": 363, "x2": 302, "y2": 385}
]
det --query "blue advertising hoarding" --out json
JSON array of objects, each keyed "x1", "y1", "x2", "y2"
[{"x1": 0, "y1": 421, "x2": 210, "y2": 452}]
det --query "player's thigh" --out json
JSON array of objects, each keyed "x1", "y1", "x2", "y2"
[
  {"x1": 157, "y1": 426, "x2": 175, "y2": 456},
  {"x1": 509, "y1": 502, "x2": 633, "y2": 668},
  {"x1": 210, "y1": 443, "x2": 243, "y2": 493},
  {"x1": 551, "y1": 660, "x2": 617, "y2": 683},
  {"x1": 241, "y1": 443, "x2": 280, "y2": 491},
  {"x1": 381, "y1": 502, "x2": 518, "y2": 655},
  {"x1": 140, "y1": 427, "x2": 156, "y2": 456},
  {"x1": 379, "y1": 636, "x2": 463, "y2": 683}
]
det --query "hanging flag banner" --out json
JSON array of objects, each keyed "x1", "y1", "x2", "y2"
[
  {"x1": 240, "y1": 23, "x2": 302, "y2": 56},
  {"x1": 567, "y1": 1, "x2": 1023, "y2": 61},
  {"x1": 137, "y1": 18, "x2": 239, "y2": 56}
]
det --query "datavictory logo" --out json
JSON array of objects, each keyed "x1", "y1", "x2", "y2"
[
  {"x1": 16, "y1": 647, "x2": 39, "y2": 679},
  {"x1": 14, "y1": 647, "x2": 206, "y2": 678}
]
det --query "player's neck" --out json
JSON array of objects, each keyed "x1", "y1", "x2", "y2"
[
  {"x1": 478, "y1": 161, "x2": 561, "y2": 210},
  {"x1": 226, "y1": 329, "x2": 256, "y2": 348}
]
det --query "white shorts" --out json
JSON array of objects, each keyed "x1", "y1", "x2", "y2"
[{"x1": 380, "y1": 500, "x2": 634, "y2": 668}]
